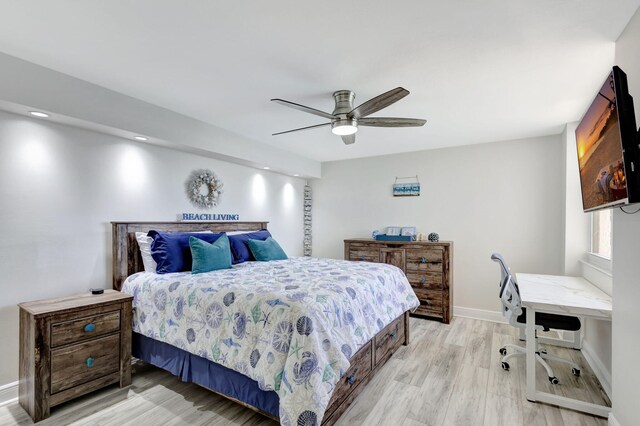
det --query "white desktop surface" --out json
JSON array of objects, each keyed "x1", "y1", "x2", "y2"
[
  {"x1": 516, "y1": 273, "x2": 612, "y2": 319},
  {"x1": 516, "y1": 273, "x2": 612, "y2": 418}
]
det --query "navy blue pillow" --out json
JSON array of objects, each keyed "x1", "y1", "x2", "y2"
[
  {"x1": 228, "y1": 230, "x2": 272, "y2": 264},
  {"x1": 148, "y1": 230, "x2": 224, "y2": 273}
]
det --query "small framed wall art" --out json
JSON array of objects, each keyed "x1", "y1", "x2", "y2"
[
  {"x1": 386, "y1": 226, "x2": 402, "y2": 236},
  {"x1": 393, "y1": 175, "x2": 420, "y2": 197},
  {"x1": 401, "y1": 227, "x2": 416, "y2": 237}
]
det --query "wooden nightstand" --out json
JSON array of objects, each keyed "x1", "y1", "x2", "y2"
[{"x1": 18, "y1": 290, "x2": 133, "y2": 422}]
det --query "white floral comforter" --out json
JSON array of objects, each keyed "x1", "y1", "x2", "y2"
[{"x1": 122, "y1": 257, "x2": 419, "y2": 426}]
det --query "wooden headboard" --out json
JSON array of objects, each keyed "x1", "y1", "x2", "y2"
[{"x1": 111, "y1": 221, "x2": 268, "y2": 291}]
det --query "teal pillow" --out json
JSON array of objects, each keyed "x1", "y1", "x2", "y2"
[
  {"x1": 189, "y1": 234, "x2": 232, "y2": 274},
  {"x1": 247, "y1": 237, "x2": 288, "y2": 261}
]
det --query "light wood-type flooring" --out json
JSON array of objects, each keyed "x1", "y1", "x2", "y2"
[{"x1": 0, "y1": 317, "x2": 610, "y2": 425}]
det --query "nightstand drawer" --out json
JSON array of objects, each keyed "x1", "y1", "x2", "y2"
[
  {"x1": 50, "y1": 334, "x2": 120, "y2": 394},
  {"x1": 51, "y1": 310, "x2": 121, "y2": 347}
]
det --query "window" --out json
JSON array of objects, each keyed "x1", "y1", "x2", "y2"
[{"x1": 591, "y1": 209, "x2": 612, "y2": 259}]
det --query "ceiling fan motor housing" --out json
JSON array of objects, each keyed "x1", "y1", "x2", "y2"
[{"x1": 332, "y1": 90, "x2": 355, "y2": 116}]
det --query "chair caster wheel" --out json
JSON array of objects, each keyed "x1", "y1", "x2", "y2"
[
  {"x1": 549, "y1": 376, "x2": 559, "y2": 385},
  {"x1": 572, "y1": 368, "x2": 581, "y2": 377},
  {"x1": 499, "y1": 347, "x2": 507, "y2": 356},
  {"x1": 501, "y1": 362, "x2": 510, "y2": 371}
]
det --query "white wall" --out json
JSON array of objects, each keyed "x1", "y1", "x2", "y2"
[
  {"x1": 560, "y1": 122, "x2": 612, "y2": 395},
  {"x1": 0, "y1": 52, "x2": 321, "y2": 178},
  {"x1": 561, "y1": 122, "x2": 590, "y2": 276},
  {"x1": 611, "y1": 8, "x2": 640, "y2": 426},
  {"x1": 311, "y1": 135, "x2": 565, "y2": 314},
  {"x1": 0, "y1": 110, "x2": 304, "y2": 386}
]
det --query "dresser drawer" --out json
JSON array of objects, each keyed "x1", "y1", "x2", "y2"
[
  {"x1": 50, "y1": 334, "x2": 120, "y2": 394},
  {"x1": 326, "y1": 341, "x2": 372, "y2": 416},
  {"x1": 349, "y1": 248, "x2": 380, "y2": 262},
  {"x1": 405, "y1": 261, "x2": 443, "y2": 273},
  {"x1": 406, "y1": 271, "x2": 443, "y2": 290},
  {"x1": 405, "y1": 248, "x2": 442, "y2": 263},
  {"x1": 51, "y1": 310, "x2": 121, "y2": 347},
  {"x1": 412, "y1": 289, "x2": 444, "y2": 315},
  {"x1": 374, "y1": 315, "x2": 405, "y2": 364}
]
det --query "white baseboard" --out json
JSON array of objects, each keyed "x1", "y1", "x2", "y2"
[
  {"x1": 0, "y1": 381, "x2": 18, "y2": 407},
  {"x1": 608, "y1": 412, "x2": 620, "y2": 426},
  {"x1": 453, "y1": 306, "x2": 507, "y2": 324},
  {"x1": 582, "y1": 338, "x2": 612, "y2": 399}
]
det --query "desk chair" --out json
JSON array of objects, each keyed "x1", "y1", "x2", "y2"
[{"x1": 491, "y1": 253, "x2": 582, "y2": 384}]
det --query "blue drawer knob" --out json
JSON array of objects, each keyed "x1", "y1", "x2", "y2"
[
  {"x1": 360, "y1": 255, "x2": 365, "y2": 261},
  {"x1": 420, "y1": 257, "x2": 427, "y2": 264},
  {"x1": 84, "y1": 323, "x2": 96, "y2": 333},
  {"x1": 348, "y1": 374, "x2": 356, "y2": 385},
  {"x1": 390, "y1": 330, "x2": 398, "y2": 339},
  {"x1": 86, "y1": 356, "x2": 94, "y2": 368},
  {"x1": 421, "y1": 277, "x2": 427, "y2": 284}
]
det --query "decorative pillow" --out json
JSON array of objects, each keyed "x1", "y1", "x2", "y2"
[
  {"x1": 148, "y1": 230, "x2": 223, "y2": 273},
  {"x1": 135, "y1": 232, "x2": 157, "y2": 273},
  {"x1": 228, "y1": 229, "x2": 272, "y2": 264},
  {"x1": 190, "y1": 235, "x2": 232, "y2": 274},
  {"x1": 247, "y1": 237, "x2": 288, "y2": 261}
]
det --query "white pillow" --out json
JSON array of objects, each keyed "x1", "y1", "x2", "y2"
[
  {"x1": 135, "y1": 230, "x2": 215, "y2": 273},
  {"x1": 226, "y1": 230, "x2": 263, "y2": 235},
  {"x1": 135, "y1": 232, "x2": 157, "y2": 273}
]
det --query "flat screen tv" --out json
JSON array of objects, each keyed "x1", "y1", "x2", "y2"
[{"x1": 575, "y1": 66, "x2": 640, "y2": 212}]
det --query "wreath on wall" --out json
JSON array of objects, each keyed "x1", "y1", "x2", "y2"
[{"x1": 185, "y1": 169, "x2": 224, "y2": 209}]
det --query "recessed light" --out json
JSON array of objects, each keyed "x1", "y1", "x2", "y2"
[
  {"x1": 29, "y1": 111, "x2": 49, "y2": 118},
  {"x1": 133, "y1": 136, "x2": 148, "y2": 141},
  {"x1": 263, "y1": 166, "x2": 270, "y2": 170},
  {"x1": 293, "y1": 174, "x2": 300, "y2": 177}
]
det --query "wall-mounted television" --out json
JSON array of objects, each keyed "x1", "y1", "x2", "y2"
[{"x1": 575, "y1": 66, "x2": 640, "y2": 212}]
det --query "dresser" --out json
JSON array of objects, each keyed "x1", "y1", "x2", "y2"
[
  {"x1": 18, "y1": 290, "x2": 133, "y2": 422},
  {"x1": 344, "y1": 239, "x2": 453, "y2": 323}
]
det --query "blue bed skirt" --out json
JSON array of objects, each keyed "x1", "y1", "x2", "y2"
[{"x1": 132, "y1": 332, "x2": 280, "y2": 418}]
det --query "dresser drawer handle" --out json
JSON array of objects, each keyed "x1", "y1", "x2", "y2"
[
  {"x1": 359, "y1": 255, "x2": 365, "y2": 261},
  {"x1": 421, "y1": 277, "x2": 427, "y2": 284},
  {"x1": 420, "y1": 257, "x2": 427, "y2": 264},
  {"x1": 84, "y1": 323, "x2": 96, "y2": 333},
  {"x1": 390, "y1": 330, "x2": 398, "y2": 340},
  {"x1": 86, "y1": 356, "x2": 94, "y2": 368},
  {"x1": 348, "y1": 374, "x2": 357, "y2": 385}
]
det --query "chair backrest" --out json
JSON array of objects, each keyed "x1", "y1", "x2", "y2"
[{"x1": 491, "y1": 253, "x2": 523, "y2": 325}]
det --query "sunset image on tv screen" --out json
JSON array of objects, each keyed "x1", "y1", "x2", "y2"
[{"x1": 576, "y1": 72, "x2": 627, "y2": 211}]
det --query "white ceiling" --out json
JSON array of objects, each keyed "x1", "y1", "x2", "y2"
[{"x1": 0, "y1": 1, "x2": 638, "y2": 162}]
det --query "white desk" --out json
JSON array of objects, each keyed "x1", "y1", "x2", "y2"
[{"x1": 516, "y1": 273, "x2": 612, "y2": 418}]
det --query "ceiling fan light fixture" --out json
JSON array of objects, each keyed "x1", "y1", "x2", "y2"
[{"x1": 331, "y1": 119, "x2": 358, "y2": 136}]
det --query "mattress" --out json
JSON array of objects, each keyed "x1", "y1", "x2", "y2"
[{"x1": 122, "y1": 256, "x2": 419, "y2": 425}]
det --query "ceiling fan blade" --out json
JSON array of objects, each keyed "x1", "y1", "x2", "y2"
[
  {"x1": 272, "y1": 122, "x2": 331, "y2": 136},
  {"x1": 358, "y1": 117, "x2": 427, "y2": 127},
  {"x1": 341, "y1": 134, "x2": 356, "y2": 145},
  {"x1": 348, "y1": 87, "x2": 410, "y2": 119},
  {"x1": 271, "y1": 98, "x2": 336, "y2": 120}
]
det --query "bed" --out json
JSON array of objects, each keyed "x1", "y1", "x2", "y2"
[{"x1": 112, "y1": 221, "x2": 419, "y2": 426}]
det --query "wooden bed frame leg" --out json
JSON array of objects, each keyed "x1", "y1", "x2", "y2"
[{"x1": 403, "y1": 311, "x2": 410, "y2": 346}]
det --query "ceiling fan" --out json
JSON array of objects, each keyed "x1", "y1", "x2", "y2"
[{"x1": 271, "y1": 87, "x2": 426, "y2": 145}]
